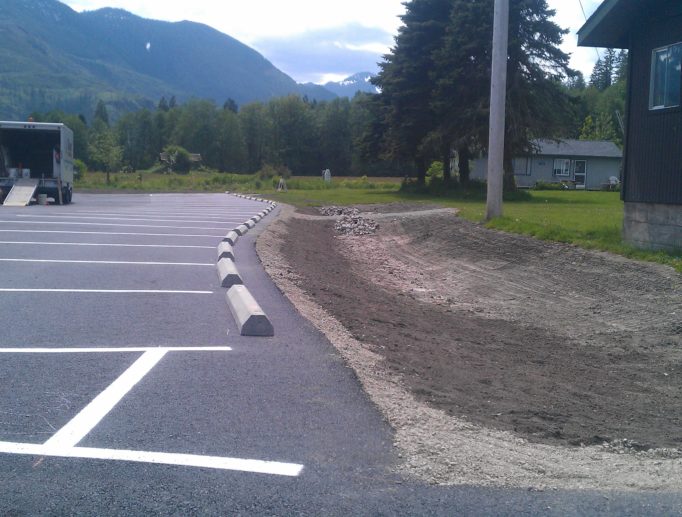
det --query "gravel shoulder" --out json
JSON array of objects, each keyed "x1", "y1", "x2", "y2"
[{"x1": 257, "y1": 203, "x2": 682, "y2": 491}]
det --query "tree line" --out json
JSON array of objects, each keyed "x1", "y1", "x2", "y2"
[
  {"x1": 366, "y1": 0, "x2": 628, "y2": 190},
  {"x1": 29, "y1": 0, "x2": 627, "y2": 187},
  {"x1": 30, "y1": 93, "x2": 408, "y2": 178}
]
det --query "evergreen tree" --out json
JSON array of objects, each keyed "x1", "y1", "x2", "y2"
[
  {"x1": 373, "y1": 0, "x2": 453, "y2": 185},
  {"x1": 158, "y1": 96, "x2": 169, "y2": 112},
  {"x1": 223, "y1": 98, "x2": 239, "y2": 113},
  {"x1": 431, "y1": 0, "x2": 575, "y2": 190},
  {"x1": 93, "y1": 99, "x2": 110, "y2": 127},
  {"x1": 614, "y1": 50, "x2": 629, "y2": 83}
]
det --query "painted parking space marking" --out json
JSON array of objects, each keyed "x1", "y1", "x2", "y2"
[
  {"x1": 53, "y1": 210, "x2": 256, "y2": 217},
  {"x1": 0, "y1": 258, "x2": 213, "y2": 267},
  {"x1": 0, "y1": 230, "x2": 225, "y2": 238},
  {"x1": 16, "y1": 215, "x2": 243, "y2": 225},
  {"x1": 0, "y1": 443, "x2": 303, "y2": 477},
  {"x1": 0, "y1": 242, "x2": 215, "y2": 249},
  {"x1": 0, "y1": 220, "x2": 229, "y2": 231},
  {"x1": 0, "y1": 347, "x2": 303, "y2": 477},
  {"x1": 44, "y1": 349, "x2": 168, "y2": 448},
  {"x1": 0, "y1": 289, "x2": 213, "y2": 294},
  {"x1": 0, "y1": 347, "x2": 232, "y2": 353}
]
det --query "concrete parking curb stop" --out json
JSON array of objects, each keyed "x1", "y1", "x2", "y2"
[
  {"x1": 223, "y1": 231, "x2": 239, "y2": 246},
  {"x1": 235, "y1": 224, "x2": 250, "y2": 236},
  {"x1": 217, "y1": 192, "x2": 276, "y2": 336},
  {"x1": 217, "y1": 242, "x2": 235, "y2": 261},
  {"x1": 216, "y1": 257, "x2": 243, "y2": 288},
  {"x1": 226, "y1": 285, "x2": 274, "y2": 337}
]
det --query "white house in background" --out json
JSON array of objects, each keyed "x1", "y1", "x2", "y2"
[{"x1": 471, "y1": 139, "x2": 623, "y2": 189}]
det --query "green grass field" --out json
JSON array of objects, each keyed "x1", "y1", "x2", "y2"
[{"x1": 76, "y1": 171, "x2": 681, "y2": 272}]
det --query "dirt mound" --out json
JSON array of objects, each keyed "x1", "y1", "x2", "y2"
[{"x1": 258, "y1": 205, "x2": 682, "y2": 489}]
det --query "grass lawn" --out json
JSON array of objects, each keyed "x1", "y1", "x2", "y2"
[
  {"x1": 75, "y1": 171, "x2": 681, "y2": 273},
  {"x1": 270, "y1": 185, "x2": 681, "y2": 273}
]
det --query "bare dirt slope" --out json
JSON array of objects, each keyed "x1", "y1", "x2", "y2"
[{"x1": 257, "y1": 204, "x2": 682, "y2": 490}]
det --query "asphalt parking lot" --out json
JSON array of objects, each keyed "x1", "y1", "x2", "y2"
[{"x1": 0, "y1": 193, "x2": 681, "y2": 516}]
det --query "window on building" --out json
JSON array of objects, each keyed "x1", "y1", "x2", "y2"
[
  {"x1": 553, "y1": 158, "x2": 571, "y2": 176},
  {"x1": 650, "y1": 42, "x2": 682, "y2": 109},
  {"x1": 512, "y1": 158, "x2": 531, "y2": 176}
]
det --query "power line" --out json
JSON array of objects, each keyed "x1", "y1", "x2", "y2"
[{"x1": 577, "y1": 0, "x2": 602, "y2": 63}]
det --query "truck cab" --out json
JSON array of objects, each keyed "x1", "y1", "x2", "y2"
[{"x1": 0, "y1": 121, "x2": 74, "y2": 205}]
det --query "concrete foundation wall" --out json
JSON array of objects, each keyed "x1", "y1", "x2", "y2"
[{"x1": 623, "y1": 202, "x2": 682, "y2": 252}]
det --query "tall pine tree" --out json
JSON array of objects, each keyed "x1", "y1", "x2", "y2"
[{"x1": 373, "y1": 0, "x2": 453, "y2": 185}]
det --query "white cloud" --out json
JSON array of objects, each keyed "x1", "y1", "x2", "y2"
[
  {"x1": 61, "y1": 0, "x2": 608, "y2": 83},
  {"x1": 61, "y1": 0, "x2": 405, "y2": 44},
  {"x1": 547, "y1": 0, "x2": 603, "y2": 77}
]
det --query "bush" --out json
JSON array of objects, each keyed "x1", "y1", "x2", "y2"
[
  {"x1": 257, "y1": 164, "x2": 291, "y2": 180},
  {"x1": 426, "y1": 161, "x2": 444, "y2": 180},
  {"x1": 534, "y1": 180, "x2": 570, "y2": 191},
  {"x1": 163, "y1": 145, "x2": 191, "y2": 174},
  {"x1": 73, "y1": 159, "x2": 87, "y2": 179}
]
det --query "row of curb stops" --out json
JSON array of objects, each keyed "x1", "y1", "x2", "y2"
[{"x1": 218, "y1": 193, "x2": 279, "y2": 337}]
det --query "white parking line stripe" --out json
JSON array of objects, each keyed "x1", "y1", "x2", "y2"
[
  {"x1": 0, "y1": 221, "x2": 228, "y2": 230},
  {"x1": 0, "y1": 230, "x2": 224, "y2": 238},
  {"x1": 52, "y1": 213, "x2": 250, "y2": 220},
  {"x1": 0, "y1": 289, "x2": 213, "y2": 294},
  {"x1": 63, "y1": 211, "x2": 254, "y2": 216},
  {"x1": 0, "y1": 443, "x2": 303, "y2": 476},
  {"x1": 0, "y1": 259, "x2": 213, "y2": 266},
  {"x1": 44, "y1": 350, "x2": 168, "y2": 448},
  {"x1": 0, "y1": 347, "x2": 232, "y2": 353},
  {"x1": 16, "y1": 215, "x2": 242, "y2": 224},
  {"x1": 0, "y1": 241, "x2": 215, "y2": 249}
]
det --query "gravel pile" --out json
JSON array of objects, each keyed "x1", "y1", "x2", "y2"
[
  {"x1": 335, "y1": 214, "x2": 379, "y2": 236},
  {"x1": 318, "y1": 206, "x2": 360, "y2": 217}
]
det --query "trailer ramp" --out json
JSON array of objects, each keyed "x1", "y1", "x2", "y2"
[{"x1": 3, "y1": 179, "x2": 39, "y2": 207}]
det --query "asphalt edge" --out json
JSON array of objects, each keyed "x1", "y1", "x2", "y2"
[{"x1": 219, "y1": 192, "x2": 277, "y2": 336}]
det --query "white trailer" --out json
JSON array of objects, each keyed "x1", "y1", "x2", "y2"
[{"x1": 0, "y1": 121, "x2": 74, "y2": 206}]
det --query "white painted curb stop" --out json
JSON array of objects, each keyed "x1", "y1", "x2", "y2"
[
  {"x1": 244, "y1": 220, "x2": 256, "y2": 229},
  {"x1": 226, "y1": 285, "x2": 274, "y2": 337},
  {"x1": 235, "y1": 224, "x2": 250, "y2": 236},
  {"x1": 217, "y1": 242, "x2": 235, "y2": 261},
  {"x1": 216, "y1": 258, "x2": 243, "y2": 288},
  {"x1": 223, "y1": 231, "x2": 239, "y2": 246}
]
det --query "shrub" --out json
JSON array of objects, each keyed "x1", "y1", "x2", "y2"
[
  {"x1": 73, "y1": 159, "x2": 87, "y2": 179},
  {"x1": 257, "y1": 164, "x2": 292, "y2": 180},
  {"x1": 534, "y1": 180, "x2": 569, "y2": 191},
  {"x1": 163, "y1": 145, "x2": 191, "y2": 174},
  {"x1": 426, "y1": 161, "x2": 444, "y2": 180}
]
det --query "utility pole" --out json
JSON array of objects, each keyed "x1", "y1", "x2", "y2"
[{"x1": 485, "y1": 0, "x2": 509, "y2": 221}]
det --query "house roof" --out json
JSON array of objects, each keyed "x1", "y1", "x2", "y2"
[
  {"x1": 577, "y1": 0, "x2": 640, "y2": 49},
  {"x1": 533, "y1": 139, "x2": 623, "y2": 159}
]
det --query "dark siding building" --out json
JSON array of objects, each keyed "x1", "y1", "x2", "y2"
[{"x1": 579, "y1": 0, "x2": 682, "y2": 251}]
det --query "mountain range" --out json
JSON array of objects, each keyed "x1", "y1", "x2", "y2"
[{"x1": 0, "y1": 0, "x2": 377, "y2": 120}]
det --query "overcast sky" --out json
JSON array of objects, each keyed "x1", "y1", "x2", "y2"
[{"x1": 62, "y1": 0, "x2": 604, "y2": 84}]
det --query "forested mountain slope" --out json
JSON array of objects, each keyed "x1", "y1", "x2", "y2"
[{"x1": 0, "y1": 0, "x2": 335, "y2": 119}]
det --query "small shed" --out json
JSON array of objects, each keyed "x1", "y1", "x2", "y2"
[
  {"x1": 579, "y1": 0, "x2": 682, "y2": 251},
  {"x1": 470, "y1": 139, "x2": 622, "y2": 190}
]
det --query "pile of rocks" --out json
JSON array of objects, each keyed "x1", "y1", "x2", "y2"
[
  {"x1": 335, "y1": 214, "x2": 379, "y2": 236},
  {"x1": 318, "y1": 206, "x2": 360, "y2": 217},
  {"x1": 318, "y1": 206, "x2": 378, "y2": 236}
]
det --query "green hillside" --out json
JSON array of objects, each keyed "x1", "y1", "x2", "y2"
[{"x1": 0, "y1": 0, "x2": 335, "y2": 120}]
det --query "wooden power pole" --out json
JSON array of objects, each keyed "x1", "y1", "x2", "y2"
[{"x1": 485, "y1": 0, "x2": 509, "y2": 221}]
